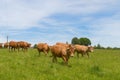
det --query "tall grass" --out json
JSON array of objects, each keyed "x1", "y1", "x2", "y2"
[{"x1": 0, "y1": 49, "x2": 120, "y2": 80}]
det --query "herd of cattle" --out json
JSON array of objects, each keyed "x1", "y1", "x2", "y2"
[
  {"x1": 0, "y1": 41, "x2": 31, "y2": 52},
  {"x1": 0, "y1": 41, "x2": 94, "y2": 64}
]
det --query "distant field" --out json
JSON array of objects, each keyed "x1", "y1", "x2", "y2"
[{"x1": 0, "y1": 48, "x2": 120, "y2": 80}]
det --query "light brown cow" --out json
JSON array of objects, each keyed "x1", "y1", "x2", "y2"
[
  {"x1": 17, "y1": 41, "x2": 31, "y2": 52},
  {"x1": 51, "y1": 44, "x2": 75, "y2": 64},
  {"x1": 37, "y1": 43, "x2": 49, "y2": 55},
  {"x1": 4, "y1": 42, "x2": 9, "y2": 48},
  {"x1": 9, "y1": 41, "x2": 18, "y2": 52},
  {"x1": 74, "y1": 45, "x2": 94, "y2": 58},
  {"x1": 27, "y1": 43, "x2": 31, "y2": 48}
]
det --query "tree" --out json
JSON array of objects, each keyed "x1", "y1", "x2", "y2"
[
  {"x1": 96, "y1": 44, "x2": 101, "y2": 49},
  {"x1": 33, "y1": 44, "x2": 37, "y2": 48},
  {"x1": 79, "y1": 37, "x2": 91, "y2": 46},
  {"x1": 71, "y1": 37, "x2": 79, "y2": 45},
  {"x1": 71, "y1": 37, "x2": 91, "y2": 46}
]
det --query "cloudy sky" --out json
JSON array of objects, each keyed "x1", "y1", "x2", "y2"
[{"x1": 0, "y1": 0, "x2": 120, "y2": 47}]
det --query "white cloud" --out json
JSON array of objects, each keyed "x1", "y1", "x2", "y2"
[{"x1": 0, "y1": 0, "x2": 119, "y2": 29}]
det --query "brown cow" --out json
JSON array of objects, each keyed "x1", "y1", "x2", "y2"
[
  {"x1": 4, "y1": 42, "x2": 9, "y2": 48},
  {"x1": 37, "y1": 43, "x2": 49, "y2": 55},
  {"x1": 17, "y1": 41, "x2": 31, "y2": 52},
  {"x1": 51, "y1": 44, "x2": 75, "y2": 64},
  {"x1": 74, "y1": 45, "x2": 94, "y2": 58},
  {"x1": 27, "y1": 43, "x2": 31, "y2": 48},
  {"x1": 9, "y1": 41, "x2": 18, "y2": 52}
]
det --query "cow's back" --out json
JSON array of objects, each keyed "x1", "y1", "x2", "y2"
[
  {"x1": 51, "y1": 45, "x2": 67, "y2": 57},
  {"x1": 9, "y1": 41, "x2": 17, "y2": 47},
  {"x1": 75, "y1": 45, "x2": 88, "y2": 52}
]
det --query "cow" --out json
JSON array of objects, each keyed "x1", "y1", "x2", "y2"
[
  {"x1": 74, "y1": 45, "x2": 94, "y2": 58},
  {"x1": 9, "y1": 41, "x2": 18, "y2": 52},
  {"x1": 51, "y1": 44, "x2": 75, "y2": 64},
  {"x1": 37, "y1": 43, "x2": 49, "y2": 55},
  {"x1": 4, "y1": 42, "x2": 9, "y2": 48},
  {"x1": 17, "y1": 41, "x2": 31, "y2": 52},
  {"x1": 27, "y1": 43, "x2": 31, "y2": 48}
]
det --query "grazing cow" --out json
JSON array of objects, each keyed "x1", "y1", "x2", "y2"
[
  {"x1": 37, "y1": 43, "x2": 49, "y2": 55},
  {"x1": 4, "y1": 42, "x2": 9, "y2": 48},
  {"x1": 74, "y1": 45, "x2": 94, "y2": 58},
  {"x1": 9, "y1": 41, "x2": 18, "y2": 52},
  {"x1": 51, "y1": 44, "x2": 75, "y2": 64}
]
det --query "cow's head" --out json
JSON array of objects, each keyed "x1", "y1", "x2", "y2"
[
  {"x1": 67, "y1": 44, "x2": 75, "y2": 57},
  {"x1": 88, "y1": 46, "x2": 94, "y2": 52},
  {"x1": 28, "y1": 43, "x2": 31, "y2": 47}
]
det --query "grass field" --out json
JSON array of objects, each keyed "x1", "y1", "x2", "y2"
[{"x1": 0, "y1": 48, "x2": 120, "y2": 80}]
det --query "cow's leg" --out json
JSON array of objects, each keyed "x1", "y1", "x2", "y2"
[
  {"x1": 52, "y1": 57, "x2": 54, "y2": 62},
  {"x1": 25, "y1": 47, "x2": 27, "y2": 53},
  {"x1": 18, "y1": 47, "x2": 19, "y2": 52},
  {"x1": 38, "y1": 51, "x2": 41, "y2": 56},
  {"x1": 14, "y1": 48, "x2": 16, "y2": 52},
  {"x1": 81, "y1": 53, "x2": 84, "y2": 57},
  {"x1": 87, "y1": 52, "x2": 89, "y2": 58},
  {"x1": 43, "y1": 50, "x2": 47, "y2": 55},
  {"x1": 77, "y1": 53, "x2": 80, "y2": 58},
  {"x1": 62, "y1": 56, "x2": 68, "y2": 65},
  {"x1": 52, "y1": 56, "x2": 57, "y2": 63},
  {"x1": 11, "y1": 47, "x2": 13, "y2": 52},
  {"x1": 21, "y1": 47, "x2": 24, "y2": 52},
  {"x1": 9, "y1": 47, "x2": 10, "y2": 52},
  {"x1": 11, "y1": 47, "x2": 14, "y2": 52},
  {"x1": 23, "y1": 47, "x2": 27, "y2": 53}
]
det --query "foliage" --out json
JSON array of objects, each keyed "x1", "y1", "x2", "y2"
[
  {"x1": 71, "y1": 37, "x2": 79, "y2": 44},
  {"x1": 79, "y1": 37, "x2": 91, "y2": 46},
  {"x1": 71, "y1": 37, "x2": 91, "y2": 46},
  {"x1": 33, "y1": 44, "x2": 37, "y2": 48},
  {"x1": 94, "y1": 44, "x2": 105, "y2": 49}
]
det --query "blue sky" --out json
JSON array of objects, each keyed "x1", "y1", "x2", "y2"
[{"x1": 0, "y1": 0, "x2": 120, "y2": 47}]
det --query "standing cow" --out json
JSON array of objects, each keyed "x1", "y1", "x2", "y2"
[
  {"x1": 17, "y1": 41, "x2": 31, "y2": 52},
  {"x1": 74, "y1": 45, "x2": 94, "y2": 58},
  {"x1": 51, "y1": 44, "x2": 75, "y2": 64},
  {"x1": 37, "y1": 43, "x2": 49, "y2": 55},
  {"x1": 9, "y1": 41, "x2": 18, "y2": 52},
  {"x1": 4, "y1": 42, "x2": 9, "y2": 48}
]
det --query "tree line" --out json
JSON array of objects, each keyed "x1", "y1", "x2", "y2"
[
  {"x1": 33, "y1": 37, "x2": 120, "y2": 49},
  {"x1": 71, "y1": 37, "x2": 91, "y2": 46}
]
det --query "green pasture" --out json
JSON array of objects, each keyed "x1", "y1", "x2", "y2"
[{"x1": 0, "y1": 49, "x2": 120, "y2": 80}]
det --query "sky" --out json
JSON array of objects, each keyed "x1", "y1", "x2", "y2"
[{"x1": 0, "y1": 0, "x2": 120, "y2": 47}]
